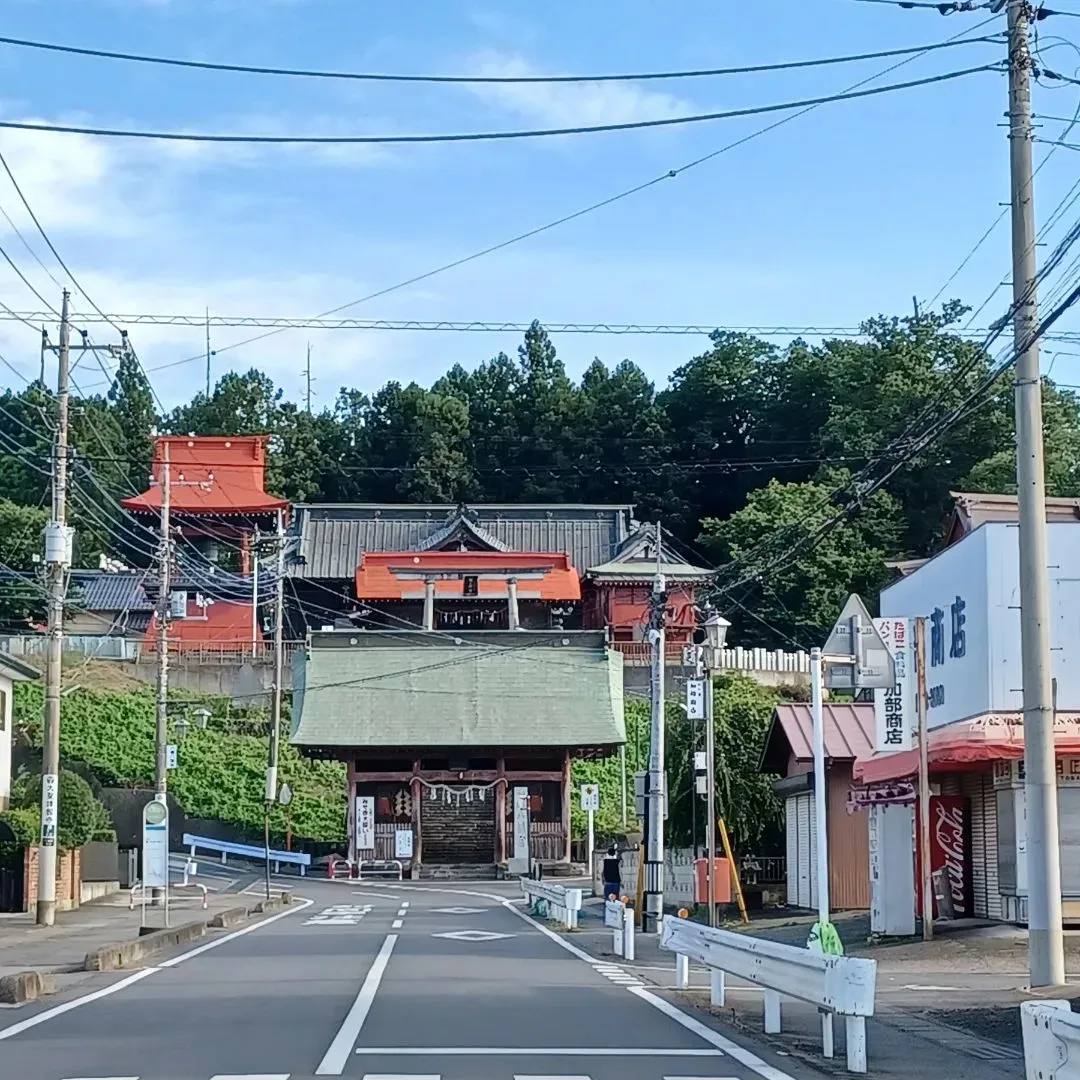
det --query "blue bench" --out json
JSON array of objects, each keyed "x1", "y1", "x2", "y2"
[{"x1": 182, "y1": 833, "x2": 311, "y2": 876}]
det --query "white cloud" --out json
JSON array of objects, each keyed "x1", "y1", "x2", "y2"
[{"x1": 464, "y1": 50, "x2": 694, "y2": 131}]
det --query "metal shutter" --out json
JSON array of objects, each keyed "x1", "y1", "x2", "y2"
[
  {"x1": 809, "y1": 792, "x2": 819, "y2": 911},
  {"x1": 786, "y1": 797, "x2": 799, "y2": 907},
  {"x1": 1058, "y1": 787, "x2": 1080, "y2": 897},
  {"x1": 795, "y1": 794, "x2": 813, "y2": 909},
  {"x1": 963, "y1": 771, "x2": 989, "y2": 918}
]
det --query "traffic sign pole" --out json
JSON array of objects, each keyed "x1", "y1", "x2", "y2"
[{"x1": 587, "y1": 807, "x2": 594, "y2": 872}]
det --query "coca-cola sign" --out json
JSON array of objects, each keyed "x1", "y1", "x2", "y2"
[{"x1": 916, "y1": 795, "x2": 972, "y2": 918}]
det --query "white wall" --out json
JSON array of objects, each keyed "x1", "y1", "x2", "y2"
[{"x1": 881, "y1": 523, "x2": 1080, "y2": 729}]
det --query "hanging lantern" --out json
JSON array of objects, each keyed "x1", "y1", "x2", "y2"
[
  {"x1": 430, "y1": 786, "x2": 437, "y2": 801},
  {"x1": 478, "y1": 787, "x2": 486, "y2": 802},
  {"x1": 466, "y1": 788, "x2": 473, "y2": 803}
]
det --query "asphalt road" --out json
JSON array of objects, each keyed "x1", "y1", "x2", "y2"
[{"x1": 0, "y1": 879, "x2": 809, "y2": 1080}]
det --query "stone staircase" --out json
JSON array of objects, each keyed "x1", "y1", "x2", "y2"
[{"x1": 418, "y1": 863, "x2": 499, "y2": 881}]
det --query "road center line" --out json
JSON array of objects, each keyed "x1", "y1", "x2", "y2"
[
  {"x1": 391, "y1": 919, "x2": 403, "y2": 928},
  {"x1": 316, "y1": 933, "x2": 397, "y2": 1076}
]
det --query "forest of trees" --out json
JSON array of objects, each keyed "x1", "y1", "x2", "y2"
[{"x1": 0, "y1": 301, "x2": 1077, "y2": 648}]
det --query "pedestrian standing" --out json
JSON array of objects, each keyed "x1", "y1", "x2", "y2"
[{"x1": 602, "y1": 844, "x2": 621, "y2": 900}]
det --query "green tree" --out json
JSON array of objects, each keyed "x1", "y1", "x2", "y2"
[{"x1": 700, "y1": 474, "x2": 902, "y2": 647}]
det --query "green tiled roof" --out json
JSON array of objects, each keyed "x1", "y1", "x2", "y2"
[{"x1": 291, "y1": 633, "x2": 625, "y2": 750}]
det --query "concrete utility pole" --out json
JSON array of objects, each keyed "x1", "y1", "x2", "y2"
[
  {"x1": 205, "y1": 309, "x2": 212, "y2": 399},
  {"x1": 154, "y1": 441, "x2": 172, "y2": 859},
  {"x1": 304, "y1": 343, "x2": 313, "y2": 413},
  {"x1": 642, "y1": 525, "x2": 666, "y2": 934},
  {"x1": 37, "y1": 289, "x2": 72, "y2": 927},
  {"x1": 915, "y1": 618, "x2": 933, "y2": 943},
  {"x1": 1008, "y1": 0, "x2": 1065, "y2": 987},
  {"x1": 703, "y1": 656, "x2": 717, "y2": 928},
  {"x1": 264, "y1": 508, "x2": 285, "y2": 899}
]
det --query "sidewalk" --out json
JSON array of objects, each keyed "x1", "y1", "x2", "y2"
[
  {"x1": 573, "y1": 898, "x2": 1047, "y2": 1079},
  {"x1": 0, "y1": 887, "x2": 264, "y2": 995}
]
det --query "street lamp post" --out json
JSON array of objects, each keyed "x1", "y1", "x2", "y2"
[{"x1": 693, "y1": 612, "x2": 730, "y2": 929}]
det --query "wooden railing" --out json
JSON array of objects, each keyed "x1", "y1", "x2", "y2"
[{"x1": 530, "y1": 821, "x2": 566, "y2": 861}]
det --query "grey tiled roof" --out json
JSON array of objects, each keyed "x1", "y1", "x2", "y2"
[
  {"x1": 288, "y1": 503, "x2": 636, "y2": 580},
  {"x1": 69, "y1": 571, "x2": 154, "y2": 612},
  {"x1": 291, "y1": 630, "x2": 625, "y2": 751}
]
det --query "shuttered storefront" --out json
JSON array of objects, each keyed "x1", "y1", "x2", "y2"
[{"x1": 962, "y1": 770, "x2": 998, "y2": 920}]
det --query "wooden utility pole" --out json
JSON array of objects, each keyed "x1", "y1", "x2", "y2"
[{"x1": 264, "y1": 508, "x2": 285, "y2": 899}]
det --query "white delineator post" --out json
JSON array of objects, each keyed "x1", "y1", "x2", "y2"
[{"x1": 810, "y1": 646, "x2": 834, "y2": 1058}]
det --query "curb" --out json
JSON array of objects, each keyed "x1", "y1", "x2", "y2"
[
  {"x1": 84, "y1": 919, "x2": 209, "y2": 972},
  {"x1": 82, "y1": 892, "x2": 294, "y2": 973},
  {"x1": 0, "y1": 969, "x2": 50, "y2": 1005}
]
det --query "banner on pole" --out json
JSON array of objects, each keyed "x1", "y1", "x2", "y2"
[{"x1": 873, "y1": 617, "x2": 915, "y2": 753}]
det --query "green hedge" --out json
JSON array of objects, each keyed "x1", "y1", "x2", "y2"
[{"x1": 13, "y1": 683, "x2": 346, "y2": 846}]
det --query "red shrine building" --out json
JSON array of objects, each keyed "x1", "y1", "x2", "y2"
[
  {"x1": 121, "y1": 435, "x2": 288, "y2": 652},
  {"x1": 288, "y1": 503, "x2": 712, "y2": 874}
]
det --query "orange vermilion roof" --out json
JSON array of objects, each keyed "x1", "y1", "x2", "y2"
[
  {"x1": 122, "y1": 435, "x2": 289, "y2": 516},
  {"x1": 355, "y1": 550, "x2": 581, "y2": 602},
  {"x1": 142, "y1": 598, "x2": 262, "y2": 649}
]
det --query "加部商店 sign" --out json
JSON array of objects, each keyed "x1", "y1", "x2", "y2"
[{"x1": 873, "y1": 617, "x2": 915, "y2": 753}]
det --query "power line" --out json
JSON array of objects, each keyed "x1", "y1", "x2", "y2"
[
  {"x1": 0, "y1": 65, "x2": 999, "y2": 145},
  {"x1": 140, "y1": 14, "x2": 1005, "y2": 370},
  {"x1": 0, "y1": 32, "x2": 1003, "y2": 84}
]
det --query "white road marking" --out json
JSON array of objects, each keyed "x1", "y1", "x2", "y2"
[
  {"x1": 352, "y1": 890, "x2": 400, "y2": 901},
  {"x1": 430, "y1": 929, "x2": 512, "y2": 941},
  {"x1": 431, "y1": 906, "x2": 485, "y2": 914},
  {"x1": 396, "y1": 909, "x2": 407, "y2": 917},
  {"x1": 515, "y1": 1075, "x2": 591, "y2": 1079},
  {"x1": 210, "y1": 1075, "x2": 292, "y2": 1079},
  {"x1": 392, "y1": 919, "x2": 403, "y2": 929},
  {"x1": 316, "y1": 933, "x2": 397, "y2": 1076},
  {"x1": 400, "y1": 902, "x2": 409, "y2": 908},
  {"x1": 503, "y1": 898, "x2": 797, "y2": 1080},
  {"x1": 362, "y1": 1075, "x2": 440, "y2": 1080},
  {"x1": 354, "y1": 1048, "x2": 726, "y2": 1057}
]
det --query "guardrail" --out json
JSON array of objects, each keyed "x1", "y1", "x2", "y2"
[
  {"x1": 327, "y1": 855, "x2": 355, "y2": 879},
  {"x1": 130, "y1": 881, "x2": 208, "y2": 911},
  {"x1": 182, "y1": 833, "x2": 312, "y2": 876},
  {"x1": 661, "y1": 915, "x2": 877, "y2": 1074},
  {"x1": 1022, "y1": 999, "x2": 1080, "y2": 1078},
  {"x1": 521, "y1": 877, "x2": 583, "y2": 930},
  {"x1": 357, "y1": 859, "x2": 403, "y2": 881},
  {"x1": 604, "y1": 898, "x2": 635, "y2": 960}
]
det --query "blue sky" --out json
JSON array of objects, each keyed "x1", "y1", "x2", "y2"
[{"x1": 0, "y1": 0, "x2": 1077, "y2": 408}]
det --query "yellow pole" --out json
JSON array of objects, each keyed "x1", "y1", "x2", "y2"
[{"x1": 719, "y1": 818, "x2": 749, "y2": 924}]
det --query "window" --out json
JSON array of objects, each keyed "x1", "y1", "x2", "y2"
[{"x1": 463, "y1": 575, "x2": 478, "y2": 596}]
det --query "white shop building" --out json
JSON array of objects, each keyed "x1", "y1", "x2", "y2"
[{"x1": 856, "y1": 499, "x2": 1080, "y2": 925}]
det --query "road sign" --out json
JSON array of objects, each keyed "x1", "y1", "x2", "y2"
[
  {"x1": 580, "y1": 783, "x2": 600, "y2": 812},
  {"x1": 686, "y1": 678, "x2": 706, "y2": 720},
  {"x1": 823, "y1": 593, "x2": 895, "y2": 691},
  {"x1": 142, "y1": 798, "x2": 169, "y2": 889},
  {"x1": 166, "y1": 743, "x2": 178, "y2": 770}
]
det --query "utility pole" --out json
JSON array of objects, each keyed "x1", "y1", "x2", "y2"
[
  {"x1": 702, "y1": 650, "x2": 717, "y2": 928},
  {"x1": 205, "y1": 309, "x2": 212, "y2": 399},
  {"x1": 264, "y1": 508, "x2": 285, "y2": 899},
  {"x1": 1008, "y1": 0, "x2": 1065, "y2": 987},
  {"x1": 304, "y1": 343, "x2": 313, "y2": 413},
  {"x1": 251, "y1": 525, "x2": 260, "y2": 650},
  {"x1": 642, "y1": 524, "x2": 667, "y2": 934},
  {"x1": 152, "y1": 441, "x2": 172, "y2": 905},
  {"x1": 915, "y1": 618, "x2": 933, "y2": 942},
  {"x1": 37, "y1": 289, "x2": 72, "y2": 927}
]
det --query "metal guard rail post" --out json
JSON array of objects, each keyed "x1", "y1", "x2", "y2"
[
  {"x1": 357, "y1": 859, "x2": 403, "y2": 881},
  {"x1": 520, "y1": 877, "x2": 582, "y2": 930},
  {"x1": 129, "y1": 881, "x2": 208, "y2": 910},
  {"x1": 327, "y1": 855, "x2": 355, "y2": 880},
  {"x1": 604, "y1": 898, "x2": 635, "y2": 960},
  {"x1": 661, "y1": 916, "x2": 877, "y2": 1074},
  {"x1": 1022, "y1": 999, "x2": 1080, "y2": 1079},
  {"x1": 182, "y1": 833, "x2": 312, "y2": 876}
]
